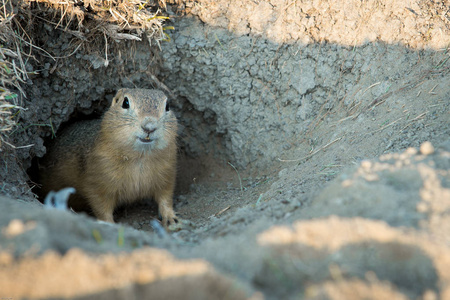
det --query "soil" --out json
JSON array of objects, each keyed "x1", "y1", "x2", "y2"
[{"x1": 1, "y1": 0, "x2": 449, "y2": 299}]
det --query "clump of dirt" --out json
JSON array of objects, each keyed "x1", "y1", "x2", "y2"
[
  {"x1": 252, "y1": 141, "x2": 450, "y2": 299},
  {"x1": 0, "y1": 246, "x2": 254, "y2": 300},
  {"x1": 0, "y1": 0, "x2": 449, "y2": 299}
]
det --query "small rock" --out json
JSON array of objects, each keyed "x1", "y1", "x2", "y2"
[
  {"x1": 278, "y1": 168, "x2": 288, "y2": 177},
  {"x1": 405, "y1": 147, "x2": 418, "y2": 155},
  {"x1": 420, "y1": 141, "x2": 434, "y2": 155},
  {"x1": 417, "y1": 202, "x2": 429, "y2": 213},
  {"x1": 364, "y1": 173, "x2": 380, "y2": 182},
  {"x1": 3, "y1": 219, "x2": 36, "y2": 237},
  {"x1": 342, "y1": 179, "x2": 353, "y2": 187},
  {"x1": 361, "y1": 160, "x2": 372, "y2": 170},
  {"x1": 132, "y1": 221, "x2": 141, "y2": 229}
]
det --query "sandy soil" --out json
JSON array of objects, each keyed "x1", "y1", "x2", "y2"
[{"x1": 0, "y1": 0, "x2": 449, "y2": 299}]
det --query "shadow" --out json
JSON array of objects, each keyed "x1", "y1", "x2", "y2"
[
  {"x1": 69, "y1": 273, "x2": 249, "y2": 300},
  {"x1": 255, "y1": 240, "x2": 439, "y2": 299},
  {"x1": 158, "y1": 12, "x2": 449, "y2": 174}
]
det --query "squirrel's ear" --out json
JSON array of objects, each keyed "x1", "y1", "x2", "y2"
[{"x1": 112, "y1": 89, "x2": 124, "y2": 105}]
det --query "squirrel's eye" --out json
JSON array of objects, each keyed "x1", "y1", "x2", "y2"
[
  {"x1": 122, "y1": 97, "x2": 130, "y2": 109},
  {"x1": 165, "y1": 101, "x2": 170, "y2": 112}
]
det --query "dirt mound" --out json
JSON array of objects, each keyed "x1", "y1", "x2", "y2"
[
  {"x1": 254, "y1": 141, "x2": 450, "y2": 299},
  {"x1": 1, "y1": 140, "x2": 449, "y2": 299},
  {"x1": 0, "y1": 247, "x2": 253, "y2": 300}
]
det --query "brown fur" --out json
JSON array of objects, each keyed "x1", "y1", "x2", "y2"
[{"x1": 40, "y1": 89, "x2": 178, "y2": 226}]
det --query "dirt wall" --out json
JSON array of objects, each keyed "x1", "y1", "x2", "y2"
[
  {"x1": 3, "y1": 0, "x2": 449, "y2": 194},
  {"x1": 160, "y1": 3, "x2": 449, "y2": 168}
]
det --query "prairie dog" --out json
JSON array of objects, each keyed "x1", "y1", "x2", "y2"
[{"x1": 40, "y1": 88, "x2": 178, "y2": 227}]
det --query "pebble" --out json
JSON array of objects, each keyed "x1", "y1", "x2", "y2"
[
  {"x1": 405, "y1": 147, "x2": 418, "y2": 155},
  {"x1": 361, "y1": 160, "x2": 372, "y2": 170},
  {"x1": 420, "y1": 141, "x2": 434, "y2": 155}
]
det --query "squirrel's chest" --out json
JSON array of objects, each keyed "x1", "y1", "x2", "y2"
[{"x1": 112, "y1": 156, "x2": 165, "y2": 199}]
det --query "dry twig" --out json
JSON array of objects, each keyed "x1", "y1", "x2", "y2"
[
  {"x1": 278, "y1": 137, "x2": 343, "y2": 162},
  {"x1": 208, "y1": 206, "x2": 231, "y2": 219}
]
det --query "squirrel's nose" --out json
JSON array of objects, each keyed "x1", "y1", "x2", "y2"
[{"x1": 142, "y1": 123, "x2": 157, "y2": 134}]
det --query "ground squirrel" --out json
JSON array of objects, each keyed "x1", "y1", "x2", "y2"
[{"x1": 40, "y1": 88, "x2": 179, "y2": 227}]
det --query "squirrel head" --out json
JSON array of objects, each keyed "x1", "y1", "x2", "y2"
[{"x1": 102, "y1": 88, "x2": 178, "y2": 154}]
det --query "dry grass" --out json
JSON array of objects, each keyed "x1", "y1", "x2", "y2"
[
  {"x1": 23, "y1": 0, "x2": 171, "y2": 46},
  {"x1": 0, "y1": 0, "x2": 26, "y2": 149}
]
